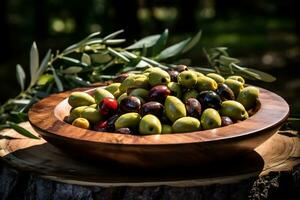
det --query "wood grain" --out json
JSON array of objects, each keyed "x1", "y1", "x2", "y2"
[
  {"x1": 0, "y1": 122, "x2": 299, "y2": 187},
  {"x1": 27, "y1": 86, "x2": 289, "y2": 168}
]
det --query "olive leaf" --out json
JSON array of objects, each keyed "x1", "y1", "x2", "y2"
[
  {"x1": 16, "y1": 64, "x2": 26, "y2": 91},
  {"x1": 7, "y1": 121, "x2": 39, "y2": 139},
  {"x1": 152, "y1": 29, "x2": 169, "y2": 56},
  {"x1": 107, "y1": 47, "x2": 130, "y2": 62},
  {"x1": 126, "y1": 34, "x2": 160, "y2": 49},
  {"x1": 242, "y1": 67, "x2": 276, "y2": 82},
  {"x1": 61, "y1": 56, "x2": 88, "y2": 67},
  {"x1": 52, "y1": 68, "x2": 64, "y2": 91},
  {"x1": 30, "y1": 42, "x2": 39, "y2": 87},
  {"x1": 182, "y1": 30, "x2": 202, "y2": 53},
  {"x1": 103, "y1": 29, "x2": 124, "y2": 41},
  {"x1": 37, "y1": 49, "x2": 51, "y2": 78},
  {"x1": 155, "y1": 37, "x2": 191, "y2": 61}
]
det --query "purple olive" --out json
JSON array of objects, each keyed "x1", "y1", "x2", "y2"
[
  {"x1": 197, "y1": 91, "x2": 221, "y2": 110},
  {"x1": 175, "y1": 64, "x2": 189, "y2": 72},
  {"x1": 185, "y1": 98, "x2": 202, "y2": 118},
  {"x1": 120, "y1": 96, "x2": 141, "y2": 113},
  {"x1": 141, "y1": 101, "x2": 164, "y2": 118},
  {"x1": 113, "y1": 73, "x2": 129, "y2": 83},
  {"x1": 115, "y1": 128, "x2": 133, "y2": 134},
  {"x1": 106, "y1": 114, "x2": 119, "y2": 131},
  {"x1": 221, "y1": 116, "x2": 234, "y2": 126},
  {"x1": 167, "y1": 70, "x2": 179, "y2": 82},
  {"x1": 148, "y1": 85, "x2": 171, "y2": 103},
  {"x1": 216, "y1": 83, "x2": 235, "y2": 101}
]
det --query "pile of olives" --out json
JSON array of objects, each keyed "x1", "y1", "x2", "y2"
[{"x1": 66, "y1": 65, "x2": 259, "y2": 135}]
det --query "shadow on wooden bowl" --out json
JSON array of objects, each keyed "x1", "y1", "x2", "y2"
[{"x1": 28, "y1": 86, "x2": 289, "y2": 168}]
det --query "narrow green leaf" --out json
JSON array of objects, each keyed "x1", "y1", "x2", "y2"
[
  {"x1": 37, "y1": 49, "x2": 51, "y2": 78},
  {"x1": 7, "y1": 121, "x2": 40, "y2": 139},
  {"x1": 81, "y1": 53, "x2": 91, "y2": 65},
  {"x1": 107, "y1": 47, "x2": 130, "y2": 62},
  {"x1": 193, "y1": 67, "x2": 216, "y2": 73},
  {"x1": 182, "y1": 30, "x2": 202, "y2": 53},
  {"x1": 135, "y1": 60, "x2": 151, "y2": 69},
  {"x1": 11, "y1": 99, "x2": 30, "y2": 105},
  {"x1": 61, "y1": 56, "x2": 88, "y2": 67},
  {"x1": 152, "y1": 29, "x2": 169, "y2": 56},
  {"x1": 65, "y1": 75, "x2": 90, "y2": 86},
  {"x1": 126, "y1": 34, "x2": 160, "y2": 49},
  {"x1": 141, "y1": 57, "x2": 168, "y2": 70},
  {"x1": 156, "y1": 37, "x2": 191, "y2": 61},
  {"x1": 85, "y1": 38, "x2": 103, "y2": 45},
  {"x1": 30, "y1": 42, "x2": 39, "y2": 86},
  {"x1": 243, "y1": 67, "x2": 276, "y2": 82},
  {"x1": 219, "y1": 55, "x2": 240, "y2": 66},
  {"x1": 63, "y1": 66, "x2": 83, "y2": 74},
  {"x1": 103, "y1": 39, "x2": 126, "y2": 45},
  {"x1": 16, "y1": 64, "x2": 26, "y2": 91},
  {"x1": 103, "y1": 29, "x2": 124, "y2": 41},
  {"x1": 52, "y1": 69, "x2": 64, "y2": 91}
]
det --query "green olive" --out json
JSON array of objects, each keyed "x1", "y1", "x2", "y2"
[
  {"x1": 139, "y1": 114, "x2": 162, "y2": 135},
  {"x1": 200, "y1": 108, "x2": 222, "y2": 130},
  {"x1": 117, "y1": 93, "x2": 128, "y2": 104},
  {"x1": 143, "y1": 67, "x2": 162, "y2": 74},
  {"x1": 195, "y1": 76, "x2": 218, "y2": 91},
  {"x1": 182, "y1": 89, "x2": 199, "y2": 103},
  {"x1": 88, "y1": 104, "x2": 98, "y2": 109},
  {"x1": 94, "y1": 88, "x2": 114, "y2": 104},
  {"x1": 129, "y1": 88, "x2": 149, "y2": 100},
  {"x1": 68, "y1": 92, "x2": 95, "y2": 107},
  {"x1": 105, "y1": 83, "x2": 121, "y2": 94},
  {"x1": 161, "y1": 124, "x2": 172, "y2": 134},
  {"x1": 167, "y1": 82, "x2": 182, "y2": 98},
  {"x1": 81, "y1": 107, "x2": 103, "y2": 123},
  {"x1": 178, "y1": 71, "x2": 197, "y2": 88},
  {"x1": 237, "y1": 86, "x2": 259, "y2": 110},
  {"x1": 164, "y1": 96, "x2": 186, "y2": 122},
  {"x1": 119, "y1": 74, "x2": 149, "y2": 93},
  {"x1": 114, "y1": 112, "x2": 141, "y2": 130},
  {"x1": 68, "y1": 106, "x2": 88, "y2": 123},
  {"x1": 224, "y1": 79, "x2": 244, "y2": 97},
  {"x1": 206, "y1": 73, "x2": 225, "y2": 84},
  {"x1": 227, "y1": 75, "x2": 245, "y2": 84},
  {"x1": 172, "y1": 117, "x2": 201, "y2": 133},
  {"x1": 220, "y1": 100, "x2": 249, "y2": 120},
  {"x1": 148, "y1": 69, "x2": 171, "y2": 86},
  {"x1": 191, "y1": 71, "x2": 205, "y2": 78},
  {"x1": 72, "y1": 118, "x2": 90, "y2": 129}
]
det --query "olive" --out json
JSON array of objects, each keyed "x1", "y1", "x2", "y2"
[
  {"x1": 167, "y1": 70, "x2": 179, "y2": 82},
  {"x1": 72, "y1": 118, "x2": 90, "y2": 129},
  {"x1": 220, "y1": 100, "x2": 249, "y2": 120},
  {"x1": 94, "y1": 88, "x2": 114, "y2": 104},
  {"x1": 165, "y1": 96, "x2": 186, "y2": 122},
  {"x1": 98, "y1": 97, "x2": 118, "y2": 116},
  {"x1": 201, "y1": 108, "x2": 222, "y2": 130},
  {"x1": 129, "y1": 88, "x2": 149, "y2": 100},
  {"x1": 237, "y1": 86, "x2": 259, "y2": 110},
  {"x1": 117, "y1": 93, "x2": 128, "y2": 104},
  {"x1": 88, "y1": 104, "x2": 98, "y2": 109},
  {"x1": 105, "y1": 83, "x2": 121, "y2": 95},
  {"x1": 227, "y1": 75, "x2": 245, "y2": 84},
  {"x1": 182, "y1": 89, "x2": 199, "y2": 103},
  {"x1": 113, "y1": 73, "x2": 129, "y2": 83},
  {"x1": 68, "y1": 106, "x2": 88, "y2": 123},
  {"x1": 172, "y1": 117, "x2": 201, "y2": 133},
  {"x1": 221, "y1": 116, "x2": 234, "y2": 126},
  {"x1": 161, "y1": 124, "x2": 172, "y2": 134},
  {"x1": 175, "y1": 64, "x2": 189, "y2": 72},
  {"x1": 81, "y1": 107, "x2": 103, "y2": 123},
  {"x1": 106, "y1": 114, "x2": 119, "y2": 131},
  {"x1": 139, "y1": 114, "x2": 162, "y2": 135},
  {"x1": 148, "y1": 85, "x2": 171, "y2": 103},
  {"x1": 114, "y1": 112, "x2": 141, "y2": 129},
  {"x1": 115, "y1": 127, "x2": 133, "y2": 134},
  {"x1": 185, "y1": 98, "x2": 202, "y2": 118},
  {"x1": 68, "y1": 92, "x2": 95, "y2": 107},
  {"x1": 195, "y1": 76, "x2": 218, "y2": 91},
  {"x1": 120, "y1": 96, "x2": 141, "y2": 113},
  {"x1": 178, "y1": 71, "x2": 197, "y2": 89},
  {"x1": 141, "y1": 101, "x2": 164, "y2": 118},
  {"x1": 167, "y1": 82, "x2": 182, "y2": 98},
  {"x1": 216, "y1": 83, "x2": 235, "y2": 101},
  {"x1": 206, "y1": 73, "x2": 225, "y2": 83},
  {"x1": 224, "y1": 79, "x2": 244, "y2": 97},
  {"x1": 197, "y1": 91, "x2": 221, "y2": 110},
  {"x1": 148, "y1": 69, "x2": 171, "y2": 86},
  {"x1": 119, "y1": 74, "x2": 149, "y2": 93},
  {"x1": 93, "y1": 120, "x2": 108, "y2": 132},
  {"x1": 191, "y1": 71, "x2": 205, "y2": 78},
  {"x1": 143, "y1": 67, "x2": 162, "y2": 74}
]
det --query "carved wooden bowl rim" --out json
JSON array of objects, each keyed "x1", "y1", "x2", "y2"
[{"x1": 28, "y1": 86, "x2": 289, "y2": 145}]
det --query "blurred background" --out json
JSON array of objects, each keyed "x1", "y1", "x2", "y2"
[{"x1": 0, "y1": 0, "x2": 299, "y2": 115}]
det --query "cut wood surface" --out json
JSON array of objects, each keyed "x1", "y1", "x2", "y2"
[{"x1": 0, "y1": 122, "x2": 299, "y2": 187}]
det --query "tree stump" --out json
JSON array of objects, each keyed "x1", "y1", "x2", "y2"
[{"x1": 0, "y1": 122, "x2": 299, "y2": 200}]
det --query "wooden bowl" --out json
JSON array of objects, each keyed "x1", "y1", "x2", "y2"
[{"x1": 28, "y1": 86, "x2": 289, "y2": 168}]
